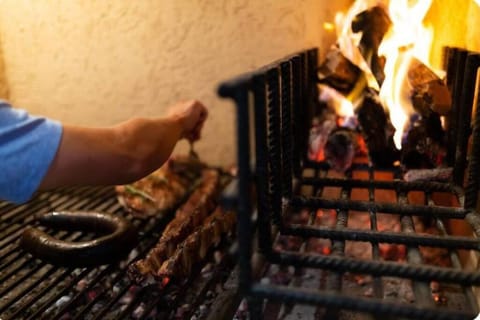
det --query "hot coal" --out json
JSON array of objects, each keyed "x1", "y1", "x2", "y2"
[{"x1": 324, "y1": 127, "x2": 357, "y2": 172}]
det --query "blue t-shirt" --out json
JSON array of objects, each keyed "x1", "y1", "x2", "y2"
[{"x1": 0, "y1": 101, "x2": 63, "y2": 204}]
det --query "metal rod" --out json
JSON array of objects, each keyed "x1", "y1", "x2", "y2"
[
  {"x1": 454, "y1": 53, "x2": 480, "y2": 186},
  {"x1": 445, "y1": 47, "x2": 464, "y2": 166},
  {"x1": 290, "y1": 196, "x2": 468, "y2": 219},
  {"x1": 397, "y1": 190, "x2": 433, "y2": 308},
  {"x1": 280, "y1": 60, "x2": 294, "y2": 199},
  {"x1": 283, "y1": 224, "x2": 480, "y2": 250},
  {"x1": 291, "y1": 55, "x2": 302, "y2": 177},
  {"x1": 464, "y1": 62, "x2": 480, "y2": 209},
  {"x1": 428, "y1": 193, "x2": 479, "y2": 315},
  {"x1": 301, "y1": 176, "x2": 459, "y2": 194},
  {"x1": 218, "y1": 81, "x2": 253, "y2": 293},
  {"x1": 266, "y1": 67, "x2": 284, "y2": 227},
  {"x1": 367, "y1": 166, "x2": 383, "y2": 302},
  {"x1": 323, "y1": 171, "x2": 351, "y2": 320},
  {"x1": 253, "y1": 73, "x2": 274, "y2": 254},
  {"x1": 269, "y1": 251, "x2": 480, "y2": 285}
]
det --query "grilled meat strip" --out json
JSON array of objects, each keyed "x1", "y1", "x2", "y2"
[
  {"x1": 115, "y1": 155, "x2": 205, "y2": 217},
  {"x1": 157, "y1": 207, "x2": 236, "y2": 279},
  {"x1": 129, "y1": 169, "x2": 220, "y2": 281}
]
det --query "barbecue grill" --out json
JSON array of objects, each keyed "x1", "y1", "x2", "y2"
[
  {"x1": 2, "y1": 46, "x2": 480, "y2": 320},
  {"x1": 218, "y1": 47, "x2": 480, "y2": 319},
  {"x1": 0, "y1": 185, "x2": 235, "y2": 319}
]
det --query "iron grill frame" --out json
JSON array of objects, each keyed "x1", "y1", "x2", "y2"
[{"x1": 218, "y1": 47, "x2": 480, "y2": 319}]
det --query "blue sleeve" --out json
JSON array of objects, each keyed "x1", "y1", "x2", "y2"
[{"x1": 0, "y1": 101, "x2": 63, "y2": 204}]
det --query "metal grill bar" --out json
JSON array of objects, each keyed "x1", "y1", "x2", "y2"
[
  {"x1": 428, "y1": 193, "x2": 479, "y2": 315},
  {"x1": 445, "y1": 47, "x2": 467, "y2": 167},
  {"x1": 367, "y1": 167, "x2": 383, "y2": 301},
  {"x1": 218, "y1": 79, "x2": 253, "y2": 294},
  {"x1": 301, "y1": 177, "x2": 459, "y2": 194},
  {"x1": 453, "y1": 53, "x2": 480, "y2": 186},
  {"x1": 290, "y1": 196, "x2": 468, "y2": 219},
  {"x1": 252, "y1": 72, "x2": 274, "y2": 255},
  {"x1": 266, "y1": 67, "x2": 283, "y2": 227},
  {"x1": 269, "y1": 251, "x2": 480, "y2": 285},
  {"x1": 396, "y1": 189, "x2": 433, "y2": 308},
  {"x1": 322, "y1": 171, "x2": 351, "y2": 320},
  {"x1": 284, "y1": 224, "x2": 479, "y2": 250}
]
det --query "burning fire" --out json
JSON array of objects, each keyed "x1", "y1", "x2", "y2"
[
  {"x1": 378, "y1": 0, "x2": 434, "y2": 149},
  {"x1": 335, "y1": 0, "x2": 435, "y2": 149}
]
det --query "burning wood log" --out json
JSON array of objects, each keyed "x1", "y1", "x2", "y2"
[
  {"x1": 403, "y1": 167, "x2": 452, "y2": 182},
  {"x1": 317, "y1": 46, "x2": 362, "y2": 94},
  {"x1": 400, "y1": 113, "x2": 445, "y2": 169},
  {"x1": 355, "y1": 88, "x2": 399, "y2": 167},
  {"x1": 351, "y1": 5, "x2": 391, "y2": 86},
  {"x1": 408, "y1": 57, "x2": 451, "y2": 116},
  {"x1": 324, "y1": 127, "x2": 358, "y2": 172}
]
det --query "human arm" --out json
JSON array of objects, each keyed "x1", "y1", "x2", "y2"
[{"x1": 38, "y1": 100, "x2": 207, "y2": 190}]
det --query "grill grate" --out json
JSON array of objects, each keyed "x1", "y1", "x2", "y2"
[
  {"x1": 0, "y1": 186, "x2": 234, "y2": 319},
  {"x1": 218, "y1": 47, "x2": 480, "y2": 319}
]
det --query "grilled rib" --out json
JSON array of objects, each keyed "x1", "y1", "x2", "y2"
[
  {"x1": 129, "y1": 169, "x2": 221, "y2": 281},
  {"x1": 115, "y1": 155, "x2": 206, "y2": 217},
  {"x1": 157, "y1": 208, "x2": 236, "y2": 279}
]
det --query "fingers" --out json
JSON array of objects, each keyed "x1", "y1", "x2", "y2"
[
  {"x1": 187, "y1": 104, "x2": 207, "y2": 142},
  {"x1": 168, "y1": 100, "x2": 208, "y2": 142}
]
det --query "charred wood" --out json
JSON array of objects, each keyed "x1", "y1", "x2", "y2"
[
  {"x1": 324, "y1": 127, "x2": 357, "y2": 173},
  {"x1": 401, "y1": 113, "x2": 445, "y2": 169},
  {"x1": 317, "y1": 47, "x2": 362, "y2": 94},
  {"x1": 403, "y1": 167, "x2": 453, "y2": 182},
  {"x1": 408, "y1": 58, "x2": 451, "y2": 116},
  {"x1": 351, "y1": 5, "x2": 391, "y2": 86},
  {"x1": 356, "y1": 89, "x2": 399, "y2": 167}
]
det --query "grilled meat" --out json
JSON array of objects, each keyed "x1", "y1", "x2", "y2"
[
  {"x1": 20, "y1": 211, "x2": 137, "y2": 267},
  {"x1": 128, "y1": 169, "x2": 221, "y2": 281},
  {"x1": 116, "y1": 154, "x2": 205, "y2": 217},
  {"x1": 157, "y1": 208, "x2": 236, "y2": 279}
]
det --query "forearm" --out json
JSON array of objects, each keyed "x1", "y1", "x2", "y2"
[{"x1": 39, "y1": 117, "x2": 184, "y2": 190}]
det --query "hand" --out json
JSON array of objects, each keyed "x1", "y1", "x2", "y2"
[{"x1": 167, "y1": 100, "x2": 208, "y2": 142}]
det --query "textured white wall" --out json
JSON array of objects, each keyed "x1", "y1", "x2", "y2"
[{"x1": 0, "y1": 0, "x2": 351, "y2": 166}]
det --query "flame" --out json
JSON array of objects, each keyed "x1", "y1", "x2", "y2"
[
  {"x1": 378, "y1": 0, "x2": 434, "y2": 149},
  {"x1": 335, "y1": 0, "x2": 380, "y2": 91}
]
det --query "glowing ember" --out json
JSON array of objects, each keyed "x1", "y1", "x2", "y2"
[{"x1": 161, "y1": 276, "x2": 170, "y2": 287}]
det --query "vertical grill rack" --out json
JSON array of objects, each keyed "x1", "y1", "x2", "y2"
[{"x1": 218, "y1": 47, "x2": 480, "y2": 319}]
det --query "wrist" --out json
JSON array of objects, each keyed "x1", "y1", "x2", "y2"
[{"x1": 167, "y1": 115, "x2": 186, "y2": 139}]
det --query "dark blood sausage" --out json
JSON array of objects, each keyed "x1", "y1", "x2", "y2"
[{"x1": 19, "y1": 211, "x2": 137, "y2": 267}]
